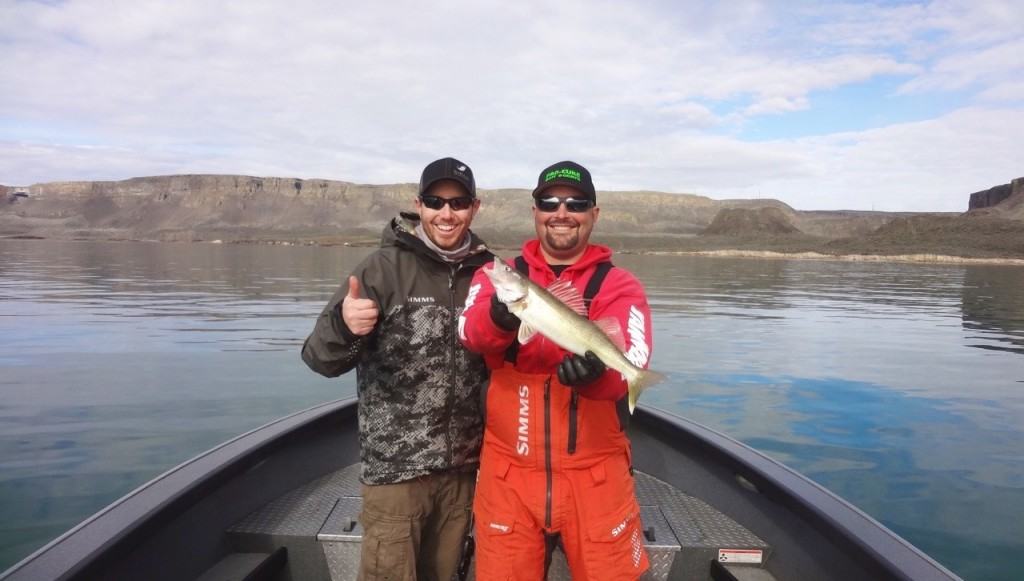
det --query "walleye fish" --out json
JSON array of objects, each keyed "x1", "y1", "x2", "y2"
[{"x1": 485, "y1": 257, "x2": 665, "y2": 412}]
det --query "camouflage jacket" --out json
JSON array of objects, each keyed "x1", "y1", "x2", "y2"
[{"x1": 301, "y1": 213, "x2": 494, "y2": 484}]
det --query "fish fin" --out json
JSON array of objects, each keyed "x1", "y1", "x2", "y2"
[
  {"x1": 518, "y1": 321, "x2": 538, "y2": 344},
  {"x1": 594, "y1": 317, "x2": 626, "y2": 351},
  {"x1": 547, "y1": 279, "x2": 587, "y2": 316},
  {"x1": 627, "y1": 369, "x2": 667, "y2": 414}
]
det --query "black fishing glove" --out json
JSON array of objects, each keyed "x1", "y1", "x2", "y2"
[
  {"x1": 557, "y1": 351, "x2": 607, "y2": 386},
  {"x1": 490, "y1": 294, "x2": 520, "y2": 331}
]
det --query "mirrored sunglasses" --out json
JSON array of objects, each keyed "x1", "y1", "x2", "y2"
[
  {"x1": 535, "y1": 196, "x2": 595, "y2": 213},
  {"x1": 420, "y1": 194, "x2": 475, "y2": 211}
]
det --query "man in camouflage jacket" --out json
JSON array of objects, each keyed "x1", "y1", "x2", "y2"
[{"x1": 301, "y1": 157, "x2": 494, "y2": 581}]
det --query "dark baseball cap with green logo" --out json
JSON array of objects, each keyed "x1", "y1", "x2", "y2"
[{"x1": 532, "y1": 160, "x2": 596, "y2": 202}]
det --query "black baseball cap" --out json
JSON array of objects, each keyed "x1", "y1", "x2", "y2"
[
  {"x1": 419, "y1": 157, "x2": 476, "y2": 198},
  {"x1": 532, "y1": 161, "x2": 596, "y2": 201}
]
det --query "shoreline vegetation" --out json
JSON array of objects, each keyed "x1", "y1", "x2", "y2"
[
  {"x1": 660, "y1": 249, "x2": 1024, "y2": 266},
  {"x1": 2, "y1": 174, "x2": 1022, "y2": 266}
]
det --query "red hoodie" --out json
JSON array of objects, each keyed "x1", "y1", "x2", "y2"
[{"x1": 459, "y1": 239, "x2": 654, "y2": 400}]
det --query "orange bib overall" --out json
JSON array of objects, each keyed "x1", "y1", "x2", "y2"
[{"x1": 473, "y1": 365, "x2": 649, "y2": 581}]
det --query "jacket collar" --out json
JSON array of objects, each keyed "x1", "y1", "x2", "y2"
[
  {"x1": 520, "y1": 238, "x2": 613, "y2": 274},
  {"x1": 383, "y1": 212, "x2": 490, "y2": 265}
]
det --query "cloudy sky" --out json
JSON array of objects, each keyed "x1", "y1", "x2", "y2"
[{"x1": 2, "y1": 0, "x2": 1022, "y2": 211}]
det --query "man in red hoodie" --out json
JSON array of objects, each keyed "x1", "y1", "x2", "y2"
[{"x1": 459, "y1": 161, "x2": 654, "y2": 580}]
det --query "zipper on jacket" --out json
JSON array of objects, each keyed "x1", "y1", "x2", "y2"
[
  {"x1": 568, "y1": 388, "x2": 579, "y2": 455},
  {"x1": 445, "y1": 265, "x2": 458, "y2": 464},
  {"x1": 544, "y1": 376, "x2": 553, "y2": 528}
]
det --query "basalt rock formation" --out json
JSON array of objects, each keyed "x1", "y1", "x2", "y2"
[
  {"x1": 1, "y1": 174, "x2": 1022, "y2": 258},
  {"x1": 968, "y1": 177, "x2": 1023, "y2": 211},
  {"x1": 967, "y1": 177, "x2": 1024, "y2": 222},
  {"x1": 0, "y1": 176, "x2": 419, "y2": 244},
  {"x1": 0, "y1": 175, "x2": 893, "y2": 246}
]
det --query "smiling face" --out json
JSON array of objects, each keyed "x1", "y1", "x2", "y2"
[
  {"x1": 533, "y1": 185, "x2": 599, "y2": 264},
  {"x1": 415, "y1": 180, "x2": 480, "y2": 250}
]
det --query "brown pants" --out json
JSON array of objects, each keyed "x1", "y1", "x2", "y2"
[{"x1": 358, "y1": 470, "x2": 475, "y2": 581}]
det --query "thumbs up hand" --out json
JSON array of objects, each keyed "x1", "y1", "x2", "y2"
[{"x1": 341, "y1": 276, "x2": 379, "y2": 336}]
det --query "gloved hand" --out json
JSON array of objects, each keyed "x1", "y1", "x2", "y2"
[
  {"x1": 557, "y1": 351, "x2": 607, "y2": 387},
  {"x1": 490, "y1": 294, "x2": 520, "y2": 331}
]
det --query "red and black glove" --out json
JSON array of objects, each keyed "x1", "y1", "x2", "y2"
[
  {"x1": 490, "y1": 294, "x2": 520, "y2": 331},
  {"x1": 557, "y1": 351, "x2": 607, "y2": 386}
]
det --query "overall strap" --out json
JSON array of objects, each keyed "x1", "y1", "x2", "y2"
[
  {"x1": 583, "y1": 261, "x2": 614, "y2": 310},
  {"x1": 514, "y1": 255, "x2": 528, "y2": 274}
]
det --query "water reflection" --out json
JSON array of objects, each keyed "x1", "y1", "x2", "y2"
[
  {"x1": 961, "y1": 266, "x2": 1024, "y2": 355},
  {"x1": 620, "y1": 253, "x2": 969, "y2": 317},
  {"x1": 0, "y1": 240, "x2": 374, "y2": 355}
]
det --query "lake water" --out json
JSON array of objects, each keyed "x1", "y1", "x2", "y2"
[{"x1": 1, "y1": 239, "x2": 1022, "y2": 580}]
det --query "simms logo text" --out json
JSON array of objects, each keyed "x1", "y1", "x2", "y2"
[
  {"x1": 625, "y1": 305, "x2": 650, "y2": 368},
  {"x1": 517, "y1": 385, "x2": 530, "y2": 455}
]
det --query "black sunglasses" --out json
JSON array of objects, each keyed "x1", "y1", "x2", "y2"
[
  {"x1": 535, "y1": 196, "x2": 595, "y2": 213},
  {"x1": 420, "y1": 194, "x2": 475, "y2": 211}
]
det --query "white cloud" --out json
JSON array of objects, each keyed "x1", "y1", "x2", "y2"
[
  {"x1": 900, "y1": 37, "x2": 1024, "y2": 93},
  {"x1": 759, "y1": 107, "x2": 1024, "y2": 212},
  {"x1": 978, "y1": 81, "x2": 1024, "y2": 102},
  {"x1": 1, "y1": 1, "x2": 1020, "y2": 212},
  {"x1": 0, "y1": 141, "x2": 185, "y2": 184}
]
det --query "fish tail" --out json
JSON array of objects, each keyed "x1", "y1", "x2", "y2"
[{"x1": 627, "y1": 369, "x2": 667, "y2": 414}]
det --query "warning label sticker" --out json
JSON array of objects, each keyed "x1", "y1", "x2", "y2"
[{"x1": 718, "y1": 549, "x2": 764, "y2": 564}]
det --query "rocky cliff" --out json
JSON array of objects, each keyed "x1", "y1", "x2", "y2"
[
  {"x1": 1, "y1": 176, "x2": 421, "y2": 243},
  {"x1": 2, "y1": 174, "x2": 1022, "y2": 258},
  {"x1": 969, "y1": 177, "x2": 1023, "y2": 210},
  {"x1": 967, "y1": 177, "x2": 1024, "y2": 222},
  {"x1": 0, "y1": 174, "x2": 893, "y2": 245}
]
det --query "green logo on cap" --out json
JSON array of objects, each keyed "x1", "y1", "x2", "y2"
[{"x1": 544, "y1": 168, "x2": 581, "y2": 183}]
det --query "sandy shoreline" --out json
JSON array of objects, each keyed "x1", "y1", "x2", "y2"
[{"x1": 653, "y1": 249, "x2": 1024, "y2": 266}]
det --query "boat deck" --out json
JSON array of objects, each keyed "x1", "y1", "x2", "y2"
[{"x1": 224, "y1": 463, "x2": 772, "y2": 581}]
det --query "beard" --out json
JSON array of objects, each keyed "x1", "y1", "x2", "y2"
[{"x1": 543, "y1": 221, "x2": 580, "y2": 251}]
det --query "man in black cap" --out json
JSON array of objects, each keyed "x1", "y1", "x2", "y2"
[
  {"x1": 302, "y1": 157, "x2": 494, "y2": 580},
  {"x1": 460, "y1": 161, "x2": 655, "y2": 580}
]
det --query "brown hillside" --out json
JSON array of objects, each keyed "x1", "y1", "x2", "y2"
[
  {"x1": 994, "y1": 190, "x2": 1024, "y2": 220},
  {"x1": 826, "y1": 214, "x2": 1024, "y2": 257},
  {"x1": 0, "y1": 175, "x2": 862, "y2": 243},
  {"x1": 701, "y1": 207, "x2": 801, "y2": 236}
]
